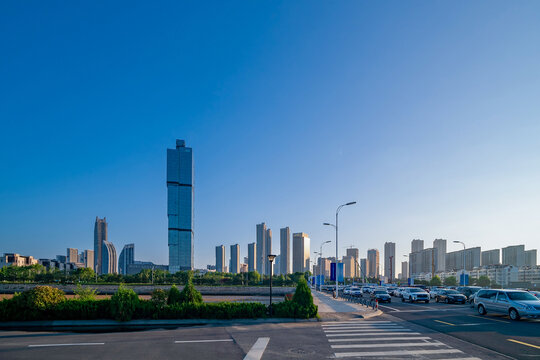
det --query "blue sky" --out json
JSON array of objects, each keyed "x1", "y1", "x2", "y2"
[{"x1": 1, "y1": 1, "x2": 540, "y2": 270}]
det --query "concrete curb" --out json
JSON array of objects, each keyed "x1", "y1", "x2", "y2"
[{"x1": 0, "y1": 317, "x2": 318, "y2": 332}]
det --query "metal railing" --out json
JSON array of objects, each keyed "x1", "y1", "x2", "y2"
[{"x1": 339, "y1": 293, "x2": 378, "y2": 310}]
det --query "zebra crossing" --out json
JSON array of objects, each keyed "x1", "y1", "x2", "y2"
[{"x1": 322, "y1": 320, "x2": 483, "y2": 359}]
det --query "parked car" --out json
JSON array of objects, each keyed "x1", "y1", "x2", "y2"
[
  {"x1": 371, "y1": 290, "x2": 392, "y2": 303},
  {"x1": 401, "y1": 287, "x2": 430, "y2": 303},
  {"x1": 435, "y1": 289, "x2": 467, "y2": 304},
  {"x1": 343, "y1": 286, "x2": 351, "y2": 295},
  {"x1": 457, "y1": 286, "x2": 482, "y2": 303},
  {"x1": 349, "y1": 287, "x2": 362, "y2": 296},
  {"x1": 474, "y1": 289, "x2": 540, "y2": 320},
  {"x1": 429, "y1": 288, "x2": 446, "y2": 299},
  {"x1": 361, "y1": 286, "x2": 373, "y2": 294},
  {"x1": 528, "y1": 290, "x2": 540, "y2": 299},
  {"x1": 394, "y1": 287, "x2": 407, "y2": 298},
  {"x1": 386, "y1": 287, "x2": 397, "y2": 295}
]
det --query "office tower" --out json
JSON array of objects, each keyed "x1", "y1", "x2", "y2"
[
  {"x1": 274, "y1": 255, "x2": 281, "y2": 275},
  {"x1": 411, "y1": 239, "x2": 424, "y2": 253},
  {"x1": 367, "y1": 249, "x2": 380, "y2": 278},
  {"x1": 265, "y1": 228, "x2": 272, "y2": 275},
  {"x1": 167, "y1": 139, "x2": 194, "y2": 272},
  {"x1": 230, "y1": 244, "x2": 240, "y2": 274},
  {"x1": 481, "y1": 249, "x2": 500, "y2": 266},
  {"x1": 360, "y1": 258, "x2": 368, "y2": 280},
  {"x1": 502, "y1": 245, "x2": 525, "y2": 266},
  {"x1": 118, "y1": 244, "x2": 135, "y2": 275},
  {"x1": 384, "y1": 242, "x2": 396, "y2": 281},
  {"x1": 256, "y1": 223, "x2": 267, "y2": 275},
  {"x1": 101, "y1": 240, "x2": 117, "y2": 274},
  {"x1": 525, "y1": 250, "x2": 537, "y2": 266},
  {"x1": 94, "y1": 217, "x2": 107, "y2": 274},
  {"x1": 280, "y1": 227, "x2": 291, "y2": 275},
  {"x1": 401, "y1": 261, "x2": 408, "y2": 280},
  {"x1": 445, "y1": 247, "x2": 481, "y2": 271},
  {"x1": 83, "y1": 250, "x2": 94, "y2": 270},
  {"x1": 346, "y1": 248, "x2": 359, "y2": 277},
  {"x1": 248, "y1": 242, "x2": 256, "y2": 272},
  {"x1": 433, "y1": 239, "x2": 447, "y2": 272},
  {"x1": 292, "y1": 233, "x2": 310, "y2": 273},
  {"x1": 66, "y1": 248, "x2": 78, "y2": 263},
  {"x1": 56, "y1": 255, "x2": 67, "y2": 263},
  {"x1": 216, "y1": 245, "x2": 225, "y2": 273},
  {"x1": 342, "y1": 256, "x2": 355, "y2": 278}
]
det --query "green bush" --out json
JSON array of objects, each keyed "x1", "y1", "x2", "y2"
[
  {"x1": 179, "y1": 279, "x2": 203, "y2": 305},
  {"x1": 74, "y1": 284, "x2": 98, "y2": 301},
  {"x1": 151, "y1": 288, "x2": 168, "y2": 309},
  {"x1": 110, "y1": 285, "x2": 139, "y2": 321},
  {"x1": 167, "y1": 284, "x2": 182, "y2": 305},
  {"x1": 18, "y1": 286, "x2": 65, "y2": 310},
  {"x1": 53, "y1": 299, "x2": 111, "y2": 320},
  {"x1": 272, "y1": 278, "x2": 317, "y2": 318}
]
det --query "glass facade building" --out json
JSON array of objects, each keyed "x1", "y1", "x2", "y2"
[
  {"x1": 167, "y1": 140, "x2": 194, "y2": 273},
  {"x1": 119, "y1": 243, "x2": 135, "y2": 275},
  {"x1": 102, "y1": 240, "x2": 117, "y2": 274},
  {"x1": 94, "y1": 217, "x2": 107, "y2": 274}
]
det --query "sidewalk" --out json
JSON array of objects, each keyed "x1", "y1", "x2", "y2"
[{"x1": 312, "y1": 290, "x2": 381, "y2": 321}]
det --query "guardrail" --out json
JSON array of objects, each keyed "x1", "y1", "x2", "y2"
[{"x1": 339, "y1": 293, "x2": 378, "y2": 310}]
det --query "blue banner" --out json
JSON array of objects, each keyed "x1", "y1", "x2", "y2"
[
  {"x1": 337, "y1": 263, "x2": 344, "y2": 282},
  {"x1": 330, "y1": 263, "x2": 336, "y2": 281}
]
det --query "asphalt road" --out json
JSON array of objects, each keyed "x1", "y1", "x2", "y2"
[{"x1": 374, "y1": 294, "x2": 540, "y2": 360}]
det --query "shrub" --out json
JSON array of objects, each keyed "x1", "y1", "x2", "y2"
[
  {"x1": 167, "y1": 284, "x2": 182, "y2": 305},
  {"x1": 110, "y1": 285, "x2": 139, "y2": 321},
  {"x1": 19, "y1": 286, "x2": 65, "y2": 310},
  {"x1": 53, "y1": 299, "x2": 111, "y2": 320},
  {"x1": 74, "y1": 283, "x2": 98, "y2": 301},
  {"x1": 273, "y1": 278, "x2": 318, "y2": 318},
  {"x1": 179, "y1": 279, "x2": 203, "y2": 305},
  {"x1": 151, "y1": 288, "x2": 168, "y2": 309}
]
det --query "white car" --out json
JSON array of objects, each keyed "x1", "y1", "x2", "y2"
[
  {"x1": 349, "y1": 287, "x2": 362, "y2": 296},
  {"x1": 429, "y1": 288, "x2": 447, "y2": 299},
  {"x1": 401, "y1": 287, "x2": 430, "y2": 303}
]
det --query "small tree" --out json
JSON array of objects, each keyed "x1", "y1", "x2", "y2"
[
  {"x1": 179, "y1": 278, "x2": 203, "y2": 304},
  {"x1": 110, "y1": 285, "x2": 139, "y2": 321},
  {"x1": 74, "y1": 283, "x2": 98, "y2": 300},
  {"x1": 151, "y1": 288, "x2": 168, "y2": 309},
  {"x1": 444, "y1": 276, "x2": 457, "y2": 286},
  {"x1": 167, "y1": 284, "x2": 182, "y2": 305},
  {"x1": 429, "y1": 276, "x2": 442, "y2": 286},
  {"x1": 290, "y1": 277, "x2": 317, "y2": 318},
  {"x1": 477, "y1": 275, "x2": 490, "y2": 287}
]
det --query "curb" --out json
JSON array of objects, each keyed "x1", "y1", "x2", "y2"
[{"x1": 0, "y1": 317, "x2": 318, "y2": 332}]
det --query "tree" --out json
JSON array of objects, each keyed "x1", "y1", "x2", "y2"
[
  {"x1": 74, "y1": 267, "x2": 95, "y2": 283},
  {"x1": 477, "y1": 275, "x2": 490, "y2": 287},
  {"x1": 429, "y1": 275, "x2": 442, "y2": 286},
  {"x1": 444, "y1": 276, "x2": 457, "y2": 286}
]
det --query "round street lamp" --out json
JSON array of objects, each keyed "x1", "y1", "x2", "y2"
[{"x1": 267, "y1": 254, "x2": 276, "y2": 316}]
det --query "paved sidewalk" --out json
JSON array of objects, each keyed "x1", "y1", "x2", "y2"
[{"x1": 312, "y1": 291, "x2": 381, "y2": 321}]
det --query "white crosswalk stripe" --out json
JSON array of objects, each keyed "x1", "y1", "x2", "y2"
[{"x1": 322, "y1": 320, "x2": 484, "y2": 359}]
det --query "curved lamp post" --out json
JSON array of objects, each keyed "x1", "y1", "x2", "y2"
[{"x1": 267, "y1": 254, "x2": 276, "y2": 316}]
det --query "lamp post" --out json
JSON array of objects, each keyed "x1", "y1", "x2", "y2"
[
  {"x1": 324, "y1": 201, "x2": 356, "y2": 298},
  {"x1": 267, "y1": 254, "x2": 276, "y2": 316},
  {"x1": 315, "y1": 241, "x2": 331, "y2": 291},
  {"x1": 453, "y1": 241, "x2": 466, "y2": 285},
  {"x1": 403, "y1": 255, "x2": 409, "y2": 284}
]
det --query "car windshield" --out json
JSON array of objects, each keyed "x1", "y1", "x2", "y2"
[
  {"x1": 374, "y1": 291, "x2": 387, "y2": 294},
  {"x1": 409, "y1": 288, "x2": 424, "y2": 293},
  {"x1": 445, "y1": 290, "x2": 459, "y2": 294},
  {"x1": 507, "y1": 292, "x2": 538, "y2": 301}
]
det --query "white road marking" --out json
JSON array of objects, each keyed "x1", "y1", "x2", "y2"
[
  {"x1": 334, "y1": 348, "x2": 463, "y2": 357},
  {"x1": 377, "y1": 304, "x2": 401, "y2": 312},
  {"x1": 174, "y1": 339, "x2": 234, "y2": 343},
  {"x1": 326, "y1": 332, "x2": 421, "y2": 337},
  {"x1": 323, "y1": 326, "x2": 405, "y2": 331},
  {"x1": 331, "y1": 341, "x2": 445, "y2": 349},
  {"x1": 28, "y1": 343, "x2": 105, "y2": 348},
  {"x1": 328, "y1": 336, "x2": 431, "y2": 342},
  {"x1": 324, "y1": 320, "x2": 394, "y2": 324},
  {"x1": 243, "y1": 337, "x2": 270, "y2": 360},
  {"x1": 324, "y1": 328, "x2": 411, "y2": 333},
  {"x1": 322, "y1": 323, "x2": 401, "y2": 327}
]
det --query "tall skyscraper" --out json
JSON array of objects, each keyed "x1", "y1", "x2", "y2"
[
  {"x1": 101, "y1": 240, "x2": 117, "y2": 274},
  {"x1": 346, "y1": 248, "x2": 359, "y2": 277},
  {"x1": 83, "y1": 250, "x2": 94, "y2": 270},
  {"x1": 265, "y1": 228, "x2": 272, "y2": 275},
  {"x1": 445, "y1": 247, "x2": 481, "y2": 271},
  {"x1": 525, "y1": 249, "x2": 537, "y2": 266},
  {"x1": 502, "y1": 245, "x2": 525, "y2": 267},
  {"x1": 167, "y1": 139, "x2": 194, "y2": 273},
  {"x1": 292, "y1": 232, "x2": 310, "y2": 273},
  {"x1": 360, "y1": 258, "x2": 368, "y2": 280},
  {"x1": 248, "y1": 242, "x2": 256, "y2": 272},
  {"x1": 384, "y1": 242, "x2": 396, "y2": 281},
  {"x1": 230, "y1": 244, "x2": 240, "y2": 274},
  {"x1": 411, "y1": 239, "x2": 424, "y2": 253},
  {"x1": 94, "y1": 217, "x2": 107, "y2": 274},
  {"x1": 280, "y1": 227, "x2": 290, "y2": 275},
  {"x1": 401, "y1": 261, "x2": 408, "y2": 280},
  {"x1": 118, "y1": 244, "x2": 135, "y2": 275},
  {"x1": 66, "y1": 248, "x2": 78, "y2": 263},
  {"x1": 216, "y1": 245, "x2": 225, "y2": 273},
  {"x1": 256, "y1": 223, "x2": 267, "y2": 275},
  {"x1": 367, "y1": 249, "x2": 379, "y2": 278},
  {"x1": 482, "y1": 249, "x2": 500, "y2": 266},
  {"x1": 433, "y1": 239, "x2": 447, "y2": 272}
]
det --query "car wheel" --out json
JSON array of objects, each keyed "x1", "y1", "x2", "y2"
[
  {"x1": 445, "y1": 298, "x2": 450, "y2": 304},
  {"x1": 509, "y1": 308, "x2": 521, "y2": 321},
  {"x1": 477, "y1": 304, "x2": 486, "y2": 315}
]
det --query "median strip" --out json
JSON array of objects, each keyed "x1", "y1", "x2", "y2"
[
  {"x1": 507, "y1": 339, "x2": 540, "y2": 349},
  {"x1": 434, "y1": 320, "x2": 455, "y2": 326}
]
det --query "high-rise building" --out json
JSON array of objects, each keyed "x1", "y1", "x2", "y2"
[
  {"x1": 525, "y1": 250, "x2": 537, "y2": 266},
  {"x1": 384, "y1": 242, "x2": 396, "y2": 281},
  {"x1": 367, "y1": 249, "x2": 380, "y2": 278},
  {"x1": 502, "y1": 245, "x2": 525, "y2": 267},
  {"x1": 118, "y1": 244, "x2": 135, "y2": 275},
  {"x1": 94, "y1": 217, "x2": 107, "y2": 274},
  {"x1": 216, "y1": 245, "x2": 225, "y2": 273},
  {"x1": 265, "y1": 228, "x2": 272, "y2": 275},
  {"x1": 482, "y1": 249, "x2": 500, "y2": 266},
  {"x1": 273, "y1": 255, "x2": 281, "y2": 275},
  {"x1": 256, "y1": 223, "x2": 267, "y2": 275},
  {"x1": 342, "y1": 255, "x2": 355, "y2": 278},
  {"x1": 346, "y1": 248, "x2": 359, "y2": 277},
  {"x1": 280, "y1": 227, "x2": 291, "y2": 275},
  {"x1": 411, "y1": 239, "x2": 424, "y2": 253},
  {"x1": 83, "y1": 250, "x2": 94, "y2": 270},
  {"x1": 101, "y1": 240, "x2": 117, "y2": 274},
  {"x1": 433, "y1": 239, "x2": 447, "y2": 272},
  {"x1": 445, "y1": 247, "x2": 481, "y2": 271},
  {"x1": 167, "y1": 139, "x2": 194, "y2": 273},
  {"x1": 292, "y1": 233, "x2": 310, "y2": 273},
  {"x1": 401, "y1": 261, "x2": 408, "y2": 280},
  {"x1": 248, "y1": 242, "x2": 256, "y2": 272},
  {"x1": 360, "y1": 258, "x2": 368, "y2": 280},
  {"x1": 230, "y1": 244, "x2": 240, "y2": 274},
  {"x1": 66, "y1": 248, "x2": 78, "y2": 263}
]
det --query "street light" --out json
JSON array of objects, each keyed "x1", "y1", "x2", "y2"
[
  {"x1": 453, "y1": 241, "x2": 466, "y2": 285},
  {"x1": 267, "y1": 254, "x2": 276, "y2": 316},
  {"x1": 324, "y1": 201, "x2": 356, "y2": 298},
  {"x1": 315, "y1": 241, "x2": 332, "y2": 291}
]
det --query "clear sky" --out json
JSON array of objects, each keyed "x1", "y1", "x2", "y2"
[{"x1": 1, "y1": 1, "x2": 540, "y2": 270}]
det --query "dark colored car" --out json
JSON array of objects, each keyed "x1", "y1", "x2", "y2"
[
  {"x1": 436, "y1": 289, "x2": 467, "y2": 304},
  {"x1": 371, "y1": 290, "x2": 392, "y2": 303},
  {"x1": 528, "y1": 290, "x2": 540, "y2": 299},
  {"x1": 457, "y1": 286, "x2": 481, "y2": 303}
]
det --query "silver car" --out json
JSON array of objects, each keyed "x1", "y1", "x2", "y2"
[{"x1": 474, "y1": 289, "x2": 540, "y2": 320}]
